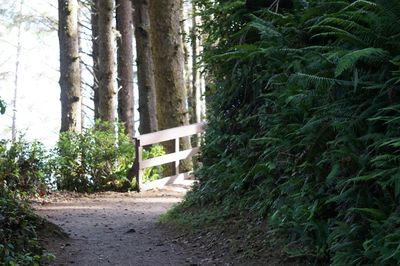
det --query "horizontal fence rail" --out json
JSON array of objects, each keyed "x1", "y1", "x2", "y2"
[{"x1": 131, "y1": 122, "x2": 205, "y2": 192}]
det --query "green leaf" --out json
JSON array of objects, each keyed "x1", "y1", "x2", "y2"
[{"x1": 327, "y1": 164, "x2": 340, "y2": 184}]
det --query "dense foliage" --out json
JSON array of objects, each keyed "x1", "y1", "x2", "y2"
[
  {"x1": 53, "y1": 122, "x2": 135, "y2": 192},
  {"x1": 0, "y1": 191, "x2": 43, "y2": 265},
  {"x1": 0, "y1": 106, "x2": 46, "y2": 265},
  {"x1": 0, "y1": 138, "x2": 50, "y2": 193},
  {"x1": 53, "y1": 122, "x2": 165, "y2": 192},
  {"x1": 0, "y1": 122, "x2": 165, "y2": 194},
  {"x1": 189, "y1": 0, "x2": 400, "y2": 264}
]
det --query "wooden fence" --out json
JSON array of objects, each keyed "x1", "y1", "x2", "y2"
[{"x1": 132, "y1": 122, "x2": 205, "y2": 192}]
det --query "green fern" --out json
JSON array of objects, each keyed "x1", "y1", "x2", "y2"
[
  {"x1": 335, "y1": 48, "x2": 389, "y2": 77},
  {"x1": 188, "y1": 0, "x2": 400, "y2": 264}
]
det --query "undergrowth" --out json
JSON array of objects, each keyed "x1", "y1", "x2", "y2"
[
  {"x1": 175, "y1": 0, "x2": 400, "y2": 265},
  {"x1": 160, "y1": 198, "x2": 230, "y2": 230},
  {"x1": 0, "y1": 191, "x2": 51, "y2": 265},
  {"x1": 53, "y1": 121, "x2": 135, "y2": 192},
  {"x1": 53, "y1": 121, "x2": 165, "y2": 192}
]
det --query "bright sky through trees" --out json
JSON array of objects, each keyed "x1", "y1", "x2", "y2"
[{"x1": 0, "y1": 0, "x2": 59, "y2": 145}]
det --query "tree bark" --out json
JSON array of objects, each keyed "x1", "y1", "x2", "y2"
[
  {"x1": 116, "y1": 0, "x2": 135, "y2": 139},
  {"x1": 132, "y1": 0, "x2": 158, "y2": 134},
  {"x1": 91, "y1": 0, "x2": 100, "y2": 120},
  {"x1": 148, "y1": 0, "x2": 191, "y2": 173},
  {"x1": 97, "y1": 0, "x2": 116, "y2": 123},
  {"x1": 191, "y1": 2, "x2": 200, "y2": 125},
  {"x1": 181, "y1": 1, "x2": 191, "y2": 124},
  {"x1": 58, "y1": 0, "x2": 82, "y2": 133}
]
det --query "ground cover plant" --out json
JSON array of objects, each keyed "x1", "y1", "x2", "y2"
[
  {"x1": 171, "y1": 0, "x2": 400, "y2": 264},
  {"x1": 0, "y1": 190, "x2": 51, "y2": 265}
]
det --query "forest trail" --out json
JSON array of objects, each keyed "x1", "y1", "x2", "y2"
[{"x1": 33, "y1": 189, "x2": 211, "y2": 266}]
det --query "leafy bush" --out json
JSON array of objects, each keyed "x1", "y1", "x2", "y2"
[
  {"x1": 0, "y1": 138, "x2": 50, "y2": 194},
  {"x1": 52, "y1": 121, "x2": 135, "y2": 192},
  {"x1": 0, "y1": 135, "x2": 52, "y2": 264},
  {"x1": 0, "y1": 190, "x2": 42, "y2": 265},
  {"x1": 187, "y1": 0, "x2": 400, "y2": 264}
]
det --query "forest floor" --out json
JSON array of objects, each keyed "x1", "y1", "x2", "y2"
[{"x1": 32, "y1": 187, "x2": 296, "y2": 266}]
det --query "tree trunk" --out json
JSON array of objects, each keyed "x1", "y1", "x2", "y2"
[
  {"x1": 97, "y1": 0, "x2": 116, "y2": 123},
  {"x1": 116, "y1": 0, "x2": 135, "y2": 139},
  {"x1": 148, "y1": 0, "x2": 191, "y2": 173},
  {"x1": 191, "y1": 2, "x2": 201, "y2": 124},
  {"x1": 12, "y1": 0, "x2": 24, "y2": 141},
  {"x1": 58, "y1": 0, "x2": 82, "y2": 133},
  {"x1": 181, "y1": 1, "x2": 191, "y2": 124},
  {"x1": 132, "y1": 0, "x2": 158, "y2": 134},
  {"x1": 77, "y1": 0, "x2": 85, "y2": 131},
  {"x1": 190, "y1": 2, "x2": 202, "y2": 147},
  {"x1": 91, "y1": 0, "x2": 100, "y2": 120}
]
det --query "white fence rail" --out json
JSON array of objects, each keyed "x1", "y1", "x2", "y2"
[{"x1": 131, "y1": 122, "x2": 205, "y2": 192}]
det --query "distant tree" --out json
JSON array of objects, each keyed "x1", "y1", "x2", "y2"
[
  {"x1": 116, "y1": 0, "x2": 135, "y2": 139},
  {"x1": 11, "y1": 0, "x2": 23, "y2": 141},
  {"x1": 91, "y1": 0, "x2": 100, "y2": 120},
  {"x1": 97, "y1": 0, "x2": 115, "y2": 123},
  {"x1": 148, "y1": 0, "x2": 191, "y2": 172},
  {"x1": 132, "y1": 0, "x2": 158, "y2": 134},
  {"x1": 58, "y1": 0, "x2": 82, "y2": 133},
  {"x1": 190, "y1": 1, "x2": 200, "y2": 125}
]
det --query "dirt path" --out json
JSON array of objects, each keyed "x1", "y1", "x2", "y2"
[{"x1": 33, "y1": 189, "x2": 207, "y2": 266}]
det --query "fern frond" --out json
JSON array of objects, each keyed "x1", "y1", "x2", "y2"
[
  {"x1": 335, "y1": 48, "x2": 389, "y2": 77},
  {"x1": 316, "y1": 17, "x2": 377, "y2": 41},
  {"x1": 341, "y1": 0, "x2": 376, "y2": 12},
  {"x1": 310, "y1": 25, "x2": 367, "y2": 47},
  {"x1": 290, "y1": 73, "x2": 354, "y2": 89},
  {"x1": 248, "y1": 15, "x2": 282, "y2": 40}
]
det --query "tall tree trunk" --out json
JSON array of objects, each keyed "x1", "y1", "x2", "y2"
[
  {"x1": 91, "y1": 0, "x2": 100, "y2": 120},
  {"x1": 191, "y1": 1, "x2": 200, "y2": 125},
  {"x1": 181, "y1": 2, "x2": 191, "y2": 124},
  {"x1": 148, "y1": 0, "x2": 191, "y2": 173},
  {"x1": 97, "y1": 0, "x2": 116, "y2": 123},
  {"x1": 77, "y1": 0, "x2": 85, "y2": 131},
  {"x1": 59, "y1": 0, "x2": 82, "y2": 133},
  {"x1": 12, "y1": 0, "x2": 24, "y2": 141},
  {"x1": 132, "y1": 0, "x2": 158, "y2": 134},
  {"x1": 116, "y1": 0, "x2": 135, "y2": 138}
]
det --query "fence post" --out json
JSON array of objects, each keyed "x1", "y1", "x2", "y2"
[
  {"x1": 175, "y1": 137, "x2": 179, "y2": 175},
  {"x1": 134, "y1": 138, "x2": 143, "y2": 192}
]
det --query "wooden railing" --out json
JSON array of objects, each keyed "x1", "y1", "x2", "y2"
[{"x1": 132, "y1": 122, "x2": 205, "y2": 192}]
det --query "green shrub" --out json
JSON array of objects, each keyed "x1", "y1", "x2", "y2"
[
  {"x1": 0, "y1": 134, "x2": 51, "y2": 264},
  {"x1": 0, "y1": 190, "x2": 42, "y2": 265},
  {"x1": 0, "y1": 138, "x2": 50, "y2": 194},
  {"x1": 52, "y1": 121, "x2": 135, "y2": 192}
]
